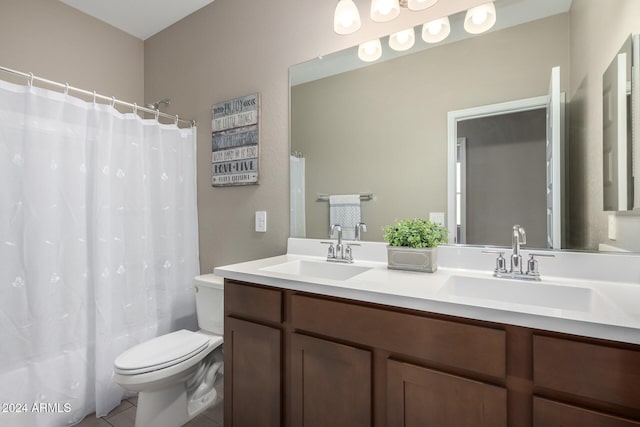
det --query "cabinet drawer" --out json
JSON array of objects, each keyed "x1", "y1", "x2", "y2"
[
  {"x1": 225, "y1": 280, "x2": 282, "y2": 323},
  {"x1": 534, "y1": 397, "x2": 640, "y2": 427},
  {"x1": 291, "y1": 294, "x2": 506, "y2": 379},
  {"x1": 533, "y1": 335, "x2": 640, "y2": 410}
]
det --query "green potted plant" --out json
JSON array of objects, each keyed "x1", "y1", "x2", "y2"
[{"x1": 382, "y1": 218, "x2": 448, "y2": 272}]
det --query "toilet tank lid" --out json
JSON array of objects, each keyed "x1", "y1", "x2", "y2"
[{"x1": 195, "y1": 274, "x2": 224, "y2": 290}]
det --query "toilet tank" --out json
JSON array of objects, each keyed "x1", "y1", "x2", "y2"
[{"x1": 194, "y1": 274, "x2": 224, "y2": 335}]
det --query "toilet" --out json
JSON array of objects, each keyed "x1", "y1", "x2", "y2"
[{"x1": 114, "y1": 274, "x2": 224, "y2": 427}]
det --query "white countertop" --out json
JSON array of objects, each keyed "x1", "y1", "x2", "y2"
[{"x1": 214, "y1": 238, "x2": 640, "y2": 345}]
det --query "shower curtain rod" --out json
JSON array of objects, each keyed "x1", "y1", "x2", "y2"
[{"x1": 0, "y1": 65, "x2": 195, "y2": 127}]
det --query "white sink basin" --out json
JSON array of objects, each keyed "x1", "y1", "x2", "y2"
[
  {"x1": 440, "y1": 275, "x2": 605, "y2": 312},
  {"x1": 260, "y1": 259, "x2": 371, "y2": 281}
]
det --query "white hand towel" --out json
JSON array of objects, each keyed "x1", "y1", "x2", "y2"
[{"x1": 329, "y1": 194, "x2": 361, "y2": 240}]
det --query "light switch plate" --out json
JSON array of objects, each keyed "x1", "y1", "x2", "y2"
[
  {"x1": 429, "y1": 212, "x2": 445, "y2": 226},
  {"x1": 255, "y1": 211, "x2": 267, "y2": 232}
]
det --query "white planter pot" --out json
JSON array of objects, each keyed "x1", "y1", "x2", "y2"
[{"x1": 387, "y1": 246, "x2": 438, "y2": 273}]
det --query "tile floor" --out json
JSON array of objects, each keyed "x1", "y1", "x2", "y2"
[{"x1": 75, "y1": 376, "x2": 223, "y2": 427}]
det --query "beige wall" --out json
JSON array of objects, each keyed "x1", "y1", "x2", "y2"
[
  {"x1": 568, "y1": 0, "x2": 640, "y2": 251},
  {"x1": 143, "y1": 0, "x2": 491, "y2": 272},
  {"x1": 292, "y1": 15, "x2": 568, "y2": 243},
  {"x1": 0, "y1": 0, "x2": 143, "y2": 105}
]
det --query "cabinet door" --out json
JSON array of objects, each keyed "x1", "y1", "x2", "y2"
[
  {"x1": 387, "y1": 359, "x2": 507, "y2": 427},
  {"x1": 225, "y1": 317, "x2": 281, "y2": 427},
  {"x1": 291, "y1": 333, "x2": 371, "y2": 427},
  {"x1": 534, "y1": 397, "x2": 640, "y2": 427}
]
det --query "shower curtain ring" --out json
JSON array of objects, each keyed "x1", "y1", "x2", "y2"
[{"x1": 27, "y1": 72, "x2": 34, "y2": 87}]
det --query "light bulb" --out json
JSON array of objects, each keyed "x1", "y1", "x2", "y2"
[
  {"x1": 396, "y1": 30, "x2": 410, "y2": 44},
  {"x1": 370, "y1": 0, "x2": 399, "y2": 22},
  {"x1": 408, "y1": 0, "x2": 438, "y2": 11},
  {"x1": 464, "y1": 2, "x2": 496, "y2": 34},
  {"x1": 358, "y1": 39, "x2": 382, "y2": 62},
  {"x1": 378, "y1": 0, "x2": 393, "y2": 15},
  {"x1": 334, "y1": 0, "x2": 362, "y2": 35},
  {"x1": 340, "y1": 12, "x2": 354, "y2": 28},
  {"x1": 421, "y1": 17, "x2": 450, "y2": 43},
  {"x1": 389, "y1": 28, "x2": 415, "y2": 51},
  {"x1": 428, "y1": 21, "x2": 442, "y2": 35},
  {"x1": 471, "y1": 9, "x2": 488, "y2": 25}
]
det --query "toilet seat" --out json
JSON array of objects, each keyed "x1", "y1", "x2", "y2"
[{"x1": 115, "y1": 330, "x2": 210, "y2": 375}]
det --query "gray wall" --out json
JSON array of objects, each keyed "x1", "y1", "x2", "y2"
[
  {"x1": 0, "y1": 0, "x2": 143, "y2": 106},
  {"x1": 291, "y1": 14, "x2": 568, "y2": 242}
]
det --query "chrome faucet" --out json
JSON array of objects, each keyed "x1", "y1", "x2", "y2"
[
  {"x1": 483, "y1": 224, "x2": 554, "y2": 281},
  {"x1": 331, "y1": 224, "x2": 343, "y2": 259},
  {"x1": 511, "y1": 224, "x2": 526, "y2": 274},
  {"x1": 320, "y1": 224, "x2": 359, "y2": 263},
  {"x1": 355, "y1": 222, "x2": 367, "y2": 241}
]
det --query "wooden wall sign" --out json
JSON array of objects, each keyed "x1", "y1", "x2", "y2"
[{"x1": 211, "y1": 93, "x2": 260, "y2": 186}]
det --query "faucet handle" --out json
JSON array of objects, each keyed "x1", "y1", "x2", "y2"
[
  {"x1": 482, "y1": 250, "x2": 508, "y2": 274},
  {"x1": 525, "y1": 253, "x2": 555, "y2": 279},
  {"x1": 344, "y1": 243, "x2": 360, "y2": 262},
  {"x1": 320, "y1": 241, "x2": 335, "y2": 258}
]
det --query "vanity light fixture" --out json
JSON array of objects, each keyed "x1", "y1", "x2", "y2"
[
  {"x1": 421, "y1": 16, "x2": 450, "y2": 43},
  {"x1": 358, "y1": 39, "x2": 383, "y2": 62},
  {"x1": 333, "y1": 0, "x2": 362, "y2": 35},
  {"x1": 464, "y1": 1, "x2": 496, "y2": 34},
  {"x1": 370, "y1": 0, "x2": 400, "y2": 22},
  {"x1": 389, "y1": 28, "x2": 416, "y2": 51}
]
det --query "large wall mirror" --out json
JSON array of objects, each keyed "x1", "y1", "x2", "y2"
[{"x1": 290, "y1": 0, "x2": 640, "y2": 253}]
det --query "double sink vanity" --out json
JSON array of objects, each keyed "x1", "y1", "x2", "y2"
[{"x1": 215, "y1": 238, "x2": 640, "y2": 426}]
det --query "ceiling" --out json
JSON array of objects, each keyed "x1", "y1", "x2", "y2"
[{"x1": 59, "y1": 0, "x2": 216, "y2": 40}]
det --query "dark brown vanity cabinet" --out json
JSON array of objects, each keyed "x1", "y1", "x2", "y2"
[
  {"x1": 224, "y1": 281, "x2": 283, "y2": 427},
  {"x1": 224, "y1": 279, "x2": 640, "y2": 427}
]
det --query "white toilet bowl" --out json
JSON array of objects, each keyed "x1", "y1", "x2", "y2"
[{"x1": 114, "y1": 275, "x2": 224, "y2": 427}]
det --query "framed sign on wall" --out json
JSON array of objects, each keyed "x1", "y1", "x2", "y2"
[{"x1": 211, "y1": 93, "x2": 260, "y2": 186}]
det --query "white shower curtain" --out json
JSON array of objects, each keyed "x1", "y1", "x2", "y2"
[{"x1": 0, "y1": 80, "x2": 200, "y2": 426}]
